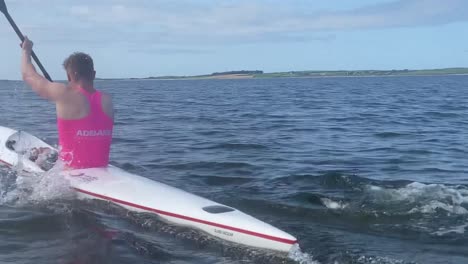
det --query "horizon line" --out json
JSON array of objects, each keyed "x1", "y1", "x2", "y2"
[{"x1": 1, "y1": 67, "x2": 467, "y2": 81}]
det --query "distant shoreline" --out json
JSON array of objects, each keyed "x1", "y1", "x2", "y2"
[
  {"x1": 140, "y1": 73, "x2": 468, "y2": 81},
  {"x1": 2, "y1": 68, "x2": 468, "y2": 81},
  {"x1": 114, "y1": 68, "x2": 468, "y2": 81}
]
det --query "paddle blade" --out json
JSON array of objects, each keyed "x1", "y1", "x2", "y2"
[{"x1": 0, "y1": 0, "x2": 7, "y2": 14}]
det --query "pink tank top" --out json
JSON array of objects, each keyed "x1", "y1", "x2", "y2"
[{"x1": 57, "y1": 87, "x2": 113, "y2": 169}]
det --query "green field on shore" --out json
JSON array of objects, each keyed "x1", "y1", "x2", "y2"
[{"x1": 141, "y1": 68, "x2": 468, "y2": 80}]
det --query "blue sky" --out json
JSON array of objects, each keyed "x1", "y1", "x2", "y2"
[{"x1": 0, "y1": 0, "x2": 467, "y2": 79}]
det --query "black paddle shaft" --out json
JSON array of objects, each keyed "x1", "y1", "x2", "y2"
[{"x1": 1, "y1": 0, "x2": 52, "y2": 81}]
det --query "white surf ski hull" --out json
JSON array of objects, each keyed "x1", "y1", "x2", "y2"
[{"x1": 0, "y1": 126, "x2": 297, "y2": 252}]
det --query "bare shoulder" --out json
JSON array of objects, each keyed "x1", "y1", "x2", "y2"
[
  {"x1": 37, "y1": 81, "x2": 70, "y2": 102},
  {"x1": 100, "y1": 91, "x2": 114, "y2": 119},
  {"x1": 51, "y1": 82, "x2": 69, "y2": 91},
  {"x1": 100, "y1": 91, "x2": 113, "y2": 101}
]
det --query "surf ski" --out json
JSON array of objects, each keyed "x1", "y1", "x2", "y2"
[{"x1": 0, "y1": 126, "x2": 297, "y2": 252}]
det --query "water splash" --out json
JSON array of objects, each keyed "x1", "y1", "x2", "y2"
[
  {"x1": 288, "y1": 244, "x2": 320, "y2": 264},
  {"x1": 365, "y1": 182, "x2": 468, "y2": 215},
  {"x1": 355, "y1": 255, "x2": 413, "y2": 264},
  {"x1": 433, "y1": 224, "x2": 468, "y2": 236},
  {"x1": 320, "y1": 198, "x2": 349, "y2": 210},
  {"x1": 0, "y1": 161, "x2": 74, "y2": 212}
]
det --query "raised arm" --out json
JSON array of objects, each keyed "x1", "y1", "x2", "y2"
[{"x1": 21, "y1": 36, "x2": 67, "y2": 101}]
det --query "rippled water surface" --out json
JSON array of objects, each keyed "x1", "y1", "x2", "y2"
[{"x1": 1, "y1": 76, "x2": 467, "y2": 264}]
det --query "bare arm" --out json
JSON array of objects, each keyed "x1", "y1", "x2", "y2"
[
  {"x1": 101, "y1": 92, "x2": 114, "y2": 121},
  {"x1": 21, "y1": 36, "x2": 67, "y2": 101}
]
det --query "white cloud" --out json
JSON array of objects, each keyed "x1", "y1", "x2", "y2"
[
  {"x1": 67, "y1": 0, "x2": 468, "y2": 38},
  {"x1": 6, "y1": 0, "x2": 468, "y2": 46},
  {"x1": 302, "y1": 0, "x2": 468, "y2": 30},
  {"x1": 70, "y1": 4, "x2": 149, "y2": 24}
]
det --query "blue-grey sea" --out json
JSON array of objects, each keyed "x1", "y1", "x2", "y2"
[{"x1": 0, "y1": 76, "x2": 467, "y2": 264}]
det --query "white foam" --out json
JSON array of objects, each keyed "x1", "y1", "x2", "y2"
[
  {"x1": 368, "y1": 185, "x2": 383, "y2": 191},
  {"x1": 365, "y1": 182, "x2": 468, "y2": 215},
  {"x1": 321, "y1": 198, "x2": 349, "y2": 210},
  {"x1": 356, "y1": 255, "x2": 406, "y2": 264},
  {"x1": 433, "y1": 224, "x2": 468, "y2": 236},
  {"x1": 409, "y1": 201, "x2": 468, "y2": 215},
  {"x1": 0, "y1": 161, "x2": 75, "y2": 211},
  {"x1": 288, "y1": 244, "x2": 320, "y2": 264}
]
